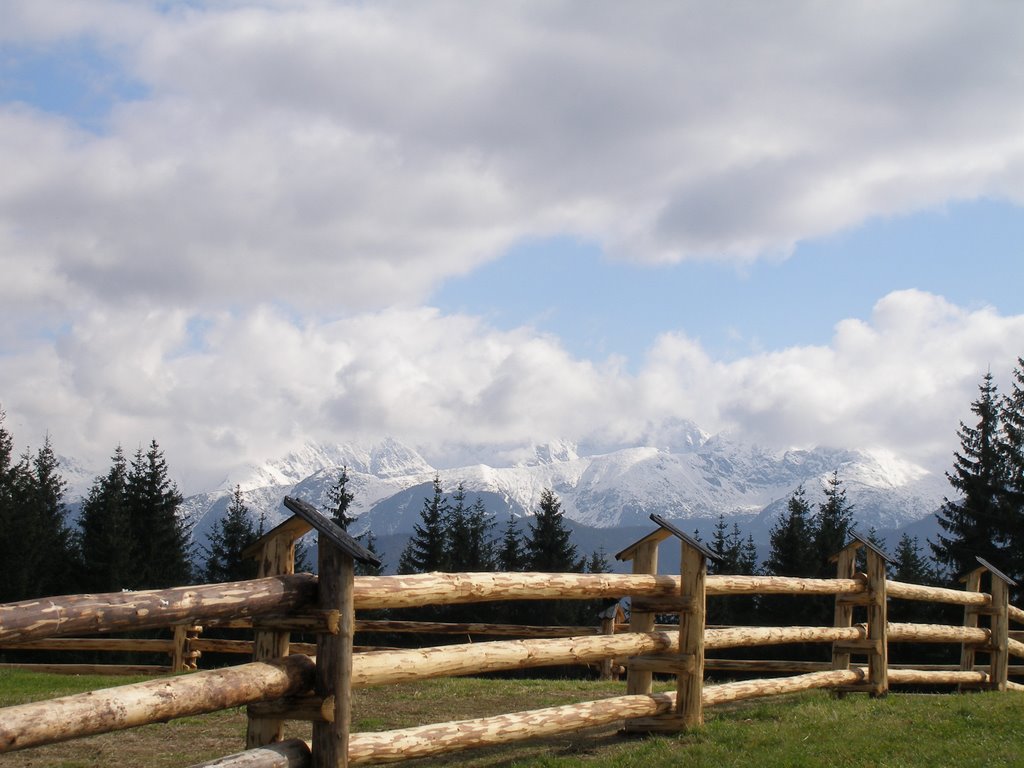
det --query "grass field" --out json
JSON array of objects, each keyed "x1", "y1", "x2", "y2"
[{"x1": 1, "y1": 669, "x2": 1022, "y2": 767}]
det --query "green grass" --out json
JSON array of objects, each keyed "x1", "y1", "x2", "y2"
[{"x1": 1, "y1": 670, "x2": 1022, "y2": 767}]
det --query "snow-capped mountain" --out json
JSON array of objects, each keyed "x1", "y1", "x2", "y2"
[{"x1": 180, "y1": 429, "x2": 949, "y2": 557}]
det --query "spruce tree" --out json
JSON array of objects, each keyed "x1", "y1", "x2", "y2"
[
  {"x1": 0, "y1": 428, "x2": 74, "y2": 601},
  {"x1": 764, "y1": 485, "x2": 817, "y2": 578},
  {"x1": 22, "y1": 435, "x2": 75, "y2": 598},
  {"x1": 525, "y1": 488, "x2": 582, "y2": 573},
  {"x1": 447, "y1": 486, "x2": 495, "y2": 572},
  {"x1": 497, "y1": 514, "x2": 527, "y2": 572},
  {"x1": 204, "y1": 485, "x2": 259, "y2": 583},
  {"x1": 1000, "y1": 358, "x2": 1024, "y2": 588},
  {"x1": 0, "y1": 409, "x2": 19, "y2": 602},
  {"x1": 930, "y1": 373, "x2": 1006, "y2": 580},
  {"x1": 398, "y1": 474, "x2": 450, "y2": 574},
  {"x1": 763, "y1": 485, "x2": 819, "y2": 627},
  {"x1": 523, "y1": 489, "x2": 582, "y2": 626},
  {"x1": 126, "y1": 440, "x2": 191, "y2": 588},
  {"x1": 813, "y1": 471, "x2": 855, "y2": 577},
  {"x1": 78, "y1": 447, "x2": 134, "y2": 592},
  {"x1": 325, "y1": 466, "x2": 356, "y2": 531}
]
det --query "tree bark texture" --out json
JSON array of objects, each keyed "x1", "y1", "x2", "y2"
[
  {"x1": 346, "y1": 693, "x2": 677, "y2": 765},
  {"x1": 0, "y1": 574, "x2": 318, "y2": 644},
  {"x1": 187, "y1": 738, "x2": 312, "y2": 768},
  {"x1": 0, "y1": 655, "x2": 315, "y2": 753}
]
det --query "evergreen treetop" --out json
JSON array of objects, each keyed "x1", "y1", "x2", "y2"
[
  {"x1": 930, "y1": 372, "x2": 1005, "y2": 579},
  {"x1": 525, "y1": 488, "x2": 582, "y2": 573},
  {"x1": 204, "y1": 485, "x2": 259, "y2": 583}
]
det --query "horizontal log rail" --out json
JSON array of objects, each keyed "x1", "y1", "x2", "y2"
[
  {"x1": 354, "y1": 619, "x2": 604, "y2": 637},
  {"x1": 0, "y1": 655, "x2": 316, "y2": 754},
  {"x1": 886, "y1": 580, "x2": 991, "y2": 606},
  {"x1": 705, "y1": 625, "x2": 864, "y2": 650},
  {"x1": 0, "y1": 663, "x2": 172, "y2": 676},
  {"x1": 0, "y1": 574, "x2": 318, "y2": 644},
  {"x1": 0, "y1": 637, "x2": 176, "y2": 652},
  {"x1": 1008, "y1": 637, "x2": 1024, "y2": 659},
  {"x1": 350, "y1": 631, "x2": 678, "y2": 687},
  {"x1": 350, "y1": 572, "x2": 866, "y2": 610},
  {"x1": 1009, "y1": 604, "x2": 1024, "y2": 625}
]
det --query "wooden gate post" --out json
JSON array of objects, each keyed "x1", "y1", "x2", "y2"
[
  {"x1": 959, "y1": 564, "x2": 984, "y2": 690},
  {"x1": 969, "y1": 557, "x2": 1016, "y2": 692},
  {"x1": 864, "y1": 545, "x2": 888, "y2": 697},
  {"x1": 831, "y1": 534, "x2": 889, "y2": 696},
  {"x1": 616, "y1": 514, "x2": 717, "y2": 734},
  {"x1": 830, "y1": 542, "x2": 858, "y2": 676},
  {"x1": 283, "y1": 496, "x2": 380, "y2": 768},
  {"x1": 243, "y1": 514, "x2": 312, "y2": 747}
]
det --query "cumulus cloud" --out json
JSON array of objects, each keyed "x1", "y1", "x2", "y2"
[
  {"x1": 2, "y1": 291, "x2": 1021, "y2": 493},
  {"x1": 2, "y1": 2, "x2": 1024, "y2": 492},
  {"x1": 3, "y1": 1, "x2": 1024, "y2": 315}
]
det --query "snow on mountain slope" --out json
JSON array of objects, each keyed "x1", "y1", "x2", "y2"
[{"x1": 182, "y1": 432, "x2": 947, "y2": 554}]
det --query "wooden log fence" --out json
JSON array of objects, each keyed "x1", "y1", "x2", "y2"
[{"x1": 1, "y1": 503, "x2": 1022, "y2": 768}]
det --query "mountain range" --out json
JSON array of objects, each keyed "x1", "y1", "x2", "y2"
[{"x1": 173, "y1": 424, "x2": 950, "y2": 573}]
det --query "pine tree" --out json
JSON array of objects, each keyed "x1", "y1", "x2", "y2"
[
  {"x1": 525, "y1": 488, "x2": 581, "y2": 573},
  {"x1": 447, "y1": 487, "x2": 495, "y2": 572},
  {"x1": 1000, "y1": 358, "x2": 1024, "y2": 588},
  {"x1": 126, "y1": 440, "x2": 191, "y2": 589},
  {"x1": 325, "y1": 466, "x2": 356, "y2": 531},
  {"x1": 763, "y1": 485, "x2": 819, "y2": 627},
  {"x1": 524, "y1": 489, "x2": 583, "y2": 626},
  {"x1": 78, "y1": 447, "x2": 134, "y2": 592},
  {"x1": 497, "y1": 514, "x2": 527, "y2": 572},
  {"x1": 764, "y1": 485, "x2": 817, "y2": 578},
  {"x1": 398, "y1": 474, "x2": 450, "y2": 574},
  {"x1": 355, "y1": 529, "x2": 385, "y2": 577},
  {"x1": 0, "y1": 408, "x2": 19, "y2": 602},
  {"x1": 204, "y1": 485, "x2": 259, "y2": 583},
  {"x1": 813, "y1": 471, "x2": 855, "y2": 577},
  {"x1": 22, "y1": 435, "x2": 75, "y2": 598},
  {"x1": 930, "y1": 373, "x2": 1006, "y2": 581}
]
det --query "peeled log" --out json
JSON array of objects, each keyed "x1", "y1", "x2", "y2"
[
  {"x1": 704, "y1": 625, "x2": 864, "y2": 651},
  {"x1": 187, "y1": 739, "x2": 312, "y2": 768},
  {"x1": 1008, "y1": 637, "x2": 1024, "y2": 659},
  {"x1": 0, "y1": 575, "x2": 318, "y2": 644},
  {"x1": 703, "y1": 669, "x2": 864, "y2": 707},
  {"x1": 0, "y1": 654, "x2": 316, "y2": 753},
  {"x1": 1009, "y1": 604, "x2": 1024, "y2": 625},
  {"x1": 352, "y1": 572, "x2": 679, "y2": 610},
  {"x1": 707, "y1": 575, "x2": 863, "y2": 596},
  {"x1": 355, "y1": 619, "x2": 601, "y2": 637},
  {"x1": 887, "y1": 622, "x2": 989, "y2": 645},
  {"x1": 887, "y1": 581, "x2": 991, "y2": 607},
  {"x1": 885, "y1": 668, "x2": 989, "y2": 686},
  {"x1": 351, "y1": 632, "x2": 678, "y2": 686},
  {"x1": 347, "y1": 692, "x2": 676, "y2": 765},
  {"x1": 350, "y1": 573, "x2": 864, "y2": 610}
]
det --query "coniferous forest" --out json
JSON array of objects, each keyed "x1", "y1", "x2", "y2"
[{"x1": 1, "y1": 355, "x2": 1023, "y2": 634}]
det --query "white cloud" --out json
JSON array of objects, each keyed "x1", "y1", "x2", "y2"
[
  {"x1": 2, "y1": 3, "x2": 1024, "y2": 493},
  {"x1": 2, "y1": 291, "x2": 1021, "y2": 494},
  {"x1": 3, "y1": 1, "x2": 1024, "y2": 316}
]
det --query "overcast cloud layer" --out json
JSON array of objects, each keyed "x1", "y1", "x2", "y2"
[{"x1": 2, "y1": 1, "x2": 1024, "y2": 492}]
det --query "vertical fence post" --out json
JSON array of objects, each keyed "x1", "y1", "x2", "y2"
[
  {"x1": 599, "y1": 605, "x2": 617, "y2": 681},
  {"x1": 171, "y1": 623, "x2": 187, "y2": 673},
  {"x1": 676, "y1": 540, "x2": 706, "y2": 729},
  {"x1": 990, "y1": 575, "x2": 1009, "y2": 691},
  {"x1": 280, "y1": 497, "x2": 380, "y2": 768},
  {"x1": 625, "y1": 539, "x2": 659, "y2": 700},
  {"x1": 831, "y1": 543, "x2": 857, "y2": 677},
  {"x1": 960, "y1": 566, "x2": 984, "y2": 690},
  {"x1": 864, "y1": 547, "x2": 888, "y2": 697},
  {"x1": 971, "y1": 557, "x2": 1016, "y2": 692},
  {"x1": 313, "y1": 542, "x2": 355, "y2": 768},
  {"x1": 244, "y1": 517, "x2": 309, "y2": 748}
]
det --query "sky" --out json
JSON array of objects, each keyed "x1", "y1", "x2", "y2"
[{"x1": 1, "y1": 1, "x2": 1023, "y2": 494}]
